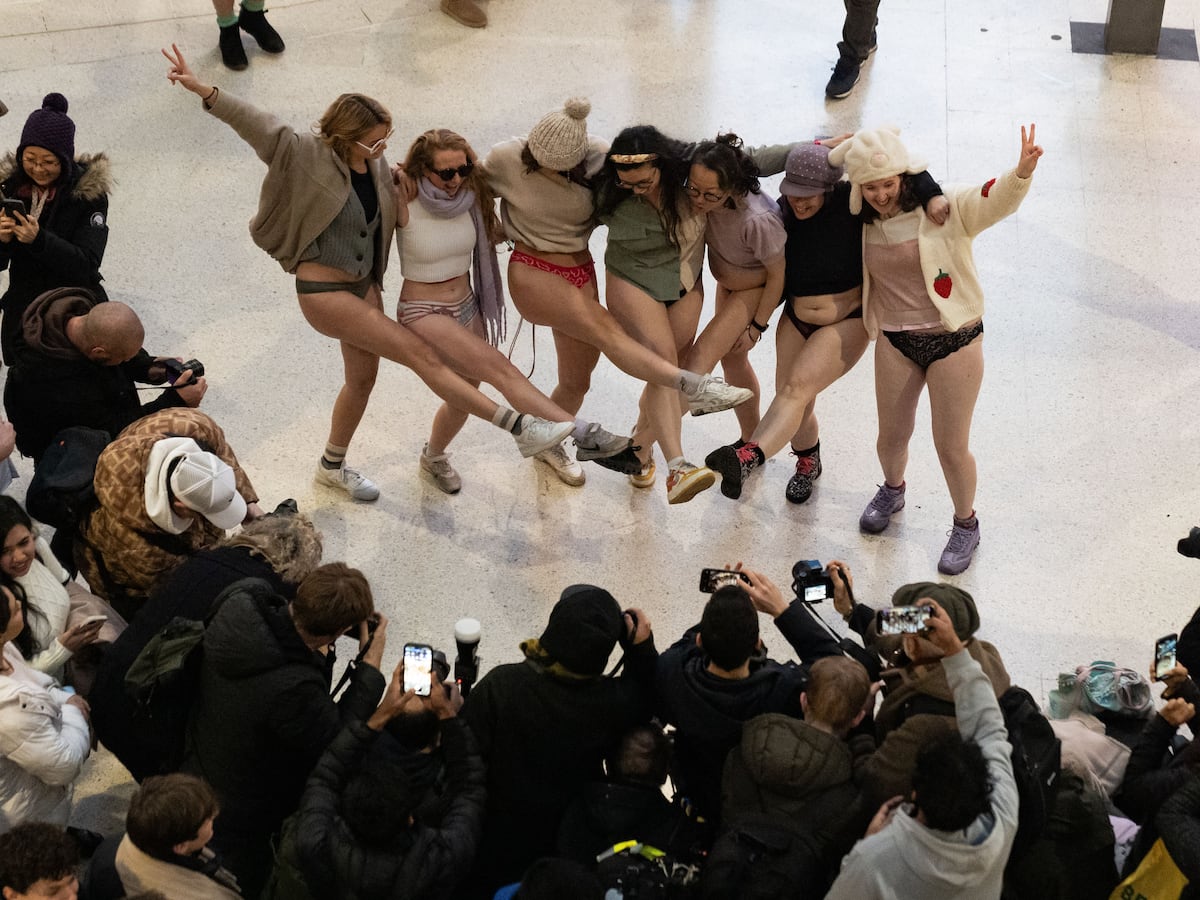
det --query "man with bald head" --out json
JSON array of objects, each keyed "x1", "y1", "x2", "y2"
[{"x1": 4, "y1": 286, "x2": 206, "y2": 461}]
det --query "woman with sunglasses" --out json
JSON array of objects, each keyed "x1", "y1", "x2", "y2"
[
  {"x1": 163, "y1": 46, "x2": 582, "y2": 501},
  {"x1": 593, "y1": 125, "x2": 723, "y2": 504},
  {"x1": 393, "y1": 129, "x2": 630, "y2": 494},
  {"x1": 482, "y1": 99, "x2": 752, "y2": 487}
]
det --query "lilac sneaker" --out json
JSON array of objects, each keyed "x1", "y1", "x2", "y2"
[
  {"x1": 859, "y1": 482, "x2": 905, "y2": 534},
  {"x1": 938, "y1": 520, "x2": 981, "y2": 575}
]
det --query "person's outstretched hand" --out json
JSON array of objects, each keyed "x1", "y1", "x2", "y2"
[
  {"x1": 1015, "y1": 124, "x2": 1043, "y2": 179},
  {"x1": 162, "y1": 44, "x2": 214, "y2": 98}
]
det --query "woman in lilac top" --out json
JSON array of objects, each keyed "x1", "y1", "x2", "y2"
[{"x1": 681, "y1": 135, "x2": 787, "y2": 448}]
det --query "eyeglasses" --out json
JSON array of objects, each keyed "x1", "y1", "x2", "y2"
[
  {"x1": 617, "y1": 174, "x2": 657, "y2": 191},
  {"x1": 684, "y1": 181, "x2": 727, "y2": 204},
  {"x1": 430, "y1": 162, "x2": 475, "y2": 181},
  {"x1": 354, "y1": 128, "x2": 394, "y2": 154}
]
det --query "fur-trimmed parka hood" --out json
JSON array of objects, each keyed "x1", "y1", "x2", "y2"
[{"x1": 0, "y1": 151, "x2": 113, "y2": 201}]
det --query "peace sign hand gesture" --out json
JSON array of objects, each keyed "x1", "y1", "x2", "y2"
[
  {"x1": 1016, "y1": 123, "x2": 1043, "y2": 179},
  {"x1": 162, "y1": 43, "x2": 214, "y2": 99}
]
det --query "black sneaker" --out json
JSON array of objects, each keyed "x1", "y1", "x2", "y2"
[
  {"x1": 705, "y1": 444, "x2": 760, "y2": 500},
  {"x1": 785, "y1": 446, "x2": 822, "y2": 504},
  {"x1": 825, "y1": 56, "x2": 861, "y2": 99},
  {"x1": 239, "y1": 6, "x2": 285, "y2": 53},
  {"x1": 219, "y1": 22, "x2": 248, "y2": 70},
  {"x1": 589, "y1": 444, "x2": 645, "y2": 475}
]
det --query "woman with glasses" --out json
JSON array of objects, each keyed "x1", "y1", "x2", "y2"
[
  {"x1": 163, "y1": 46, "x2": 585, "y2": 501},
  {"x1": 392, "y1": 129, "x2": 631, "y2": 494},
  {"x1": 676, "y1": 135, "x2": 787, "y2": 462},
  {"x1": 593, "y1": 125, "x2": 722, "y2": 504},
  {"x1": 0, "y1": 93, "x2": 110, "y2": 366},
  {"x1": 482, "y1": 99, "x2": 751, "y2": 487}
]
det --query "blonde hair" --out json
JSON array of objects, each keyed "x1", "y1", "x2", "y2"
[
  {"x1": 402, "y1": 129, "x2": 503, "y2": 244},
  {"x1": 315, "y1": 94, "x2": 392, "y2": 164},
  {"x1": 805, "y1": 657, "x2": 870, "y2": 733},
  {"x1": 219, "y1": 513, "x2": 323, "y2": 586}
]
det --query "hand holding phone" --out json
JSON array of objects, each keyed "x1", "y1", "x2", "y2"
[
  {"x1": 877, "y1": 605, "x2": 934, "y2": 636},
  {"x1": 698, "y1": 568, "x2": 751, "y2": 593},
  {"x1": 1153, "y1": 633, "x2": 1178, "y2": 682},
  {"x1": 403, "y1": 643, "x2": 434, "y2": 697}
]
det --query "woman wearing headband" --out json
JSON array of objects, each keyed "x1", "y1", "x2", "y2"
[
  {"x1": 829, "y1": 125, "x2": 1043, "y2": 574},
  {"x1": 482, "y1": 100, "x2": 751, "y2": 487},
  {"x1": 394, "y1": 128, "x2": 630, "y2": 494},
  {"x1": 593, "y1": 125, "x2": 729, "y2": 504},
  {"x1": 163, "y1": 46, "x2": 586, "y2": 501}
]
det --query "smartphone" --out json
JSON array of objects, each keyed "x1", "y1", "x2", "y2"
[
  {"x1": 1, "y1": 198, "x2": 26, "y2": 218},
  {"x1": 79, "y1": 614, "x2": 108, "y2": 627},
  {"x1": 699, "y1": 568, "x2": 752, "y2": 593},
  {"x1": 403, "y1": 643, "x2": 434, "y2": 696},
  {"x1": 877, "y1": 605, "x2": 934, "y2": 636},
  {"x1": 1153, "y1": 633, "x2": 1178, "y2": 681}
]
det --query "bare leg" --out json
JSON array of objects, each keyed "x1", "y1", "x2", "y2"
[
  {"x1": 297, "y1": 288, "x2": 502, "y2": 423},
  {"x1": 873, "y1": 335, "x2": 927, "y2": 486},
  {"x1": 549, "y1": 327, "x2": 601, "y2": 416},
  {"x1": 212, "y1": 0, "x2": 235, "y2": 15},
  {"x1": 325, "y1": 286, "x2": 384, "y2": 448},
  {"x1": 606, "y1": 277, "x2": 702, "y2": 463},
  {"x1": 685, "y1": 285, "x2": 762, "y2": 439},
  {"x1": 752, "y1": 316, "x2": 870, "y2": 458},
  {"x1": 925, "y1": 335, "x2": 984, "y2": 518},
  {"x1": 508, "y1": 261, "x2": 688, "y2": 390}
]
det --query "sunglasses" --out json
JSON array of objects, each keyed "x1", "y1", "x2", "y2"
[
  {"x1": 354, "y1": 128, "x2": 394, "y2": 154},
  {"x1": 431, "y1": 162, "x2": 475, "y2": 181}
]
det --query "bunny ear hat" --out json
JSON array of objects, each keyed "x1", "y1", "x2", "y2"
[{"x1": 828, "y1": 125, "x2": 927, "y2": 214}]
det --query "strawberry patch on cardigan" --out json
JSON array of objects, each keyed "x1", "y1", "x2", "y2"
[
  {"x1": 981, "y1": 178, "x2": 996, "y2": 197},
  {"x1": 933, "y1": 269, "x2": 953, "y2": 298}
]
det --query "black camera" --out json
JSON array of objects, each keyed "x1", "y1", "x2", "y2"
[
  {"x1": 791, "y1": 559, "x2": 834, "y2": 604},
  {"x1": 344, "y1": 613, "x2": 381, "y2": 639},
  {"x1": 163, "y1": 357, "x2": 205, "y2": 385}
]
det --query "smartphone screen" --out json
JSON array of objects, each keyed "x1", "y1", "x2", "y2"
[
  {"x1": 699, "y1": 568, "x2": 751, "y2": 593},
  {"x1": 403, "y1": 643, "x2": 433, "y2": 696},
  {"x1": 877, "y1": 605, "x2": 933, "y2": 636},
  {"x1": 1154, "y1": 633, "x2": 1178, "y2": 681}
]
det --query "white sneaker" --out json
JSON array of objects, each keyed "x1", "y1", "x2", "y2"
[
  {"x1": 629, "y1": 459, "x2": 656, "y2": 489},
  {"x1": 512, "y1": 417, "x2": 575, "y2": 458},
  {"x1": 534, "y1": 441, "x2": 586, "y2": 487},
  {"x1": 315, "y1": 461, "x2": 380, "y2": 501},
  {"x1": 420, "y1": 445, "x2": 462, "y2": 494},
  {"x1": 684, "y1": 374, "x2": 754, "y2": 417}
]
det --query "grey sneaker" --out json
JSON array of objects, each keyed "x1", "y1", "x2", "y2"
[
  {"x1": 573, "y1": 422, "x2": 632, "y2": 461},
  {"x1": 534, "y1": 441, "x2": 586, "y2": 487},
  {"x1": 315, "y1": 462, "x2": 380, "y2": 502},
  {"x1": 684, "y1": 374, "x2": 754, "y2": 417},
  {"x1": 420, "y1": 444, "x2": 462, "y2": 494},
  {"x1": 859, "y1": 482, "x2": 905, "y2": 533},
  {"x1": 513, "y1": 417, "x2": 575, "y2": 458},
  {"x1": 938, "y1": 520, "x2": 981, "y2": 575}
]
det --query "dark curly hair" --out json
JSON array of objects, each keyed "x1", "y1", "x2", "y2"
[
  {"x1": 0, "y1": 823, "x2": 78, "y2": 892},
  {"x1": 690, "y1": 132, "x2": 761, "y2": 208},
  {"x1": 912, "y1": 729, "x2": 993, "y2": 830},
  {"x1": 593, "y1": 125, "x2": 692, "y2": 248}
]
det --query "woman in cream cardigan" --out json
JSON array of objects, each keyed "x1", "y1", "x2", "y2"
[{"x1": 829, "y1": 125, "x2": 1043, "y2": 575}]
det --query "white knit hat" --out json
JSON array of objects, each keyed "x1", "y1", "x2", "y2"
[
  {"x1": 827, "y1": 126, "x2": 927, "y2": 214},
  {"x1": 527, "y1": 97, "x2": 591, "y2": 171}
]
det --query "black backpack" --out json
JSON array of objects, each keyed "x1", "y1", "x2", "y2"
[
  {"x1": 998, "y1": 685, "x2": 1062, "y2": 859},
  {"x1": 701, "y1": 819, "x2": 826, "y2": 900},
  {"x1": 121, "y1": 577, "x2": 271, "y2": 775},
  {"x1": 25, "y1": 426, "x2": 111, "y2": 530}
]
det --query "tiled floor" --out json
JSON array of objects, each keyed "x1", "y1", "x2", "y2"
[{"x1": 3, "y1": 0, "x2": 1199, "y2": 831}]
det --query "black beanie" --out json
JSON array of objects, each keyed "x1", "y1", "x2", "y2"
[
  {"x1": 19, "y1": 93, "x2": 76, "y2": 173},
  {"x1": 539, "y1": 584, "x2": 623, "y2": 676}
]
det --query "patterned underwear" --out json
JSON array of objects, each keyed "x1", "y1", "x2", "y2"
[
  {"x1": 510, "y1": 249, "x2": 596, "y2": 288},
  {"x1": 883, "y1": 321, "x2": 984, "y2": 370},
  {"x1": 396, "y1": 290, "x2": 479, "y2": 328}
]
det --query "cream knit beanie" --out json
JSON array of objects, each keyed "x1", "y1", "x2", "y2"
[
  {"x1": 828, "y1": 126, "x2": 926, "y2": 214},
  {"x1": 527, "y1": 98, "x2": 591, "y2": 171}
]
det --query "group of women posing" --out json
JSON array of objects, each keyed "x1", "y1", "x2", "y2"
[{"x1": 161, "y1": 45, "x2": 1042, "y2": 572}]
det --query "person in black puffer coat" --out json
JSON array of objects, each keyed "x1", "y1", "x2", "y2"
[{"x1": 0, "y1": 93, "x2": 110, "y2": 365}]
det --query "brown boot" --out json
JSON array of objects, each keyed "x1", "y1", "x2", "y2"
[{"x1": 441, "y1": 0, "x2": 487, "y2": 27}]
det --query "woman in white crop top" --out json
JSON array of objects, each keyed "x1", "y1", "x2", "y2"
[{"x1": 395, "y1": 129, "x2": 633, "y2": 494}]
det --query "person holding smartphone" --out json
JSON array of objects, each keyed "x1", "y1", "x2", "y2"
[{"x1": 0, "y1": 93, "x2": 110, "y2": 366}]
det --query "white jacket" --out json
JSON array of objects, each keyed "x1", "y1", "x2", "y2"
[
  {"x1": 16, "y1": 537, "x2": 74, "y2": 677},
  {"x1": 0, "y1": 643, "x2": 91, "y2": 832}
]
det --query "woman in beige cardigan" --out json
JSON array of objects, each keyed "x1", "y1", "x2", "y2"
[{"x1": 829, "y1": 125, "x2": 1043, "y2": 575}]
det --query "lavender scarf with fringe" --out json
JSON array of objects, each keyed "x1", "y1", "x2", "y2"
[{"x1": 416, "y1": 177, "x2": 506, "y2": 346}]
